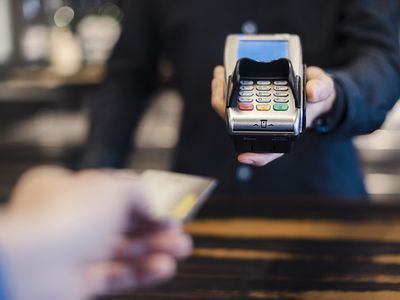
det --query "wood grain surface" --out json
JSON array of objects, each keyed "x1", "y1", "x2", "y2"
[{"x1": 100, "y1": 197, "x2": 400, "y2": 300}]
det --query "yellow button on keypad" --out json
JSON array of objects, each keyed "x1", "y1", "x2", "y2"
[{"x1": 256, "y1": 104, "x2": 271, "y2": 111}]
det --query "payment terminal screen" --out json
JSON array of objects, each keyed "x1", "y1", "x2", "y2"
[{"x1": 238, "y1": 40, "x2": 289, "y2": 62}]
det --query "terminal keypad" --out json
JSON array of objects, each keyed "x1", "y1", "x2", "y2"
[{"x1": 238, "y1": 80, "x2": 291, "y2": 111}]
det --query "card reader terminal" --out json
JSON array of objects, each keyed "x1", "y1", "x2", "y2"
[{"x1": 224, "y1": 34, "x2": 306, "y2": 153}]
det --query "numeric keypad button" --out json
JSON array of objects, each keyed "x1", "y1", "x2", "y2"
[
  {"x1": 239, "y1": 91, "x2": 254, "y2": 97},
  {"x1": 274, "y1": 86, "x2": 289, "y2": 91},
  {"x1": 256, "y1": 92, "x2": 272, "y2": 97},
  {"x1": 257, "y1": 81, "x2": 271, "y2": 85},
  {"x1": 274, "y1": 92, "x2": 289, "y2": 97},
  {"x1": 256, "y1": 98, "x2": 271, "y2": 103},
  {"x1": 256, "y1": 86, "x2": 272, "y2": 91},
  {"x1": 240, "y1": 80, "x2": 254, "y2": 85},
  {"x1": 238, "y1": 97, "x2": 253, "y2": 103},
  {"x1": 240, "y1": 86, "x2": 254, "y2": 91},
  {"x1": 274, "y1": 98, "x2": 289, "y2": 103}
]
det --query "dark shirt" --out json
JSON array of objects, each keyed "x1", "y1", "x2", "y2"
[{"x1": 81, "y1": 0, "x2": 400, "y2": 198}]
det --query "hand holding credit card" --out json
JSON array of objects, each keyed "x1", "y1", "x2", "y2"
[{"x1": 139, "y1": 170, "x2": 218, "y2": 222}]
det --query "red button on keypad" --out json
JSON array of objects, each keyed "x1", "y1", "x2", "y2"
[{"x1": 239, "y1": 103, "x2": 254, "y2": 111}]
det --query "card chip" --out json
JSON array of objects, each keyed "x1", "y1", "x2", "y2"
[{"x1": 172, "y1": 194, "x2": 197, "y2": 220}]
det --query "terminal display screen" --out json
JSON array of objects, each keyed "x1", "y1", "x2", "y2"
[{"x1": 238, "y1": 40, "x2": 289, "y2": 62}]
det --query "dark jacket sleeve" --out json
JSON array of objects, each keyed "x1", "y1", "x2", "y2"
[
  {"x1": 319, "y1": 0, "x2": 400, "y2": 137},
  {"x1": 80, "y1": 0, "x2": 159, "y2": 168}
]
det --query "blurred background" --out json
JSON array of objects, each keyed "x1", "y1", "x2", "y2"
[{"x1": 0, "y1": 0, "x2": 399, "y2": 202}]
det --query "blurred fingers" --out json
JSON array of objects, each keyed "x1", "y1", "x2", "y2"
[
  {"x1": 306, "y1": 67, "x2": 335, "y2": 103},
  {"x1": 237, "y1": 153, "x2": 284, "y2": 167},
  {"x1": 211, "y1": 66, "x2": 227, "y2": 119},
  {"x1": 305, "y1": 67, "x2": 337, "y2": 127},
  {"x1": 115, "y1": 230, "x2": 193, "y2": 260},
  {"x1": 88, "y1": 254, "x2": 176, "y2": 296},
  {"x1": 135, "y1": 254, "x2": 177, "y2": 287},
  {"x1": 125, "y1": 215, "x2": 181, "y2": 235}
]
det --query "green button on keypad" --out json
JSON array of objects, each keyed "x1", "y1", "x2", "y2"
[{"x1": 273, "y1": 103, "x2": 289, "y2": 111}]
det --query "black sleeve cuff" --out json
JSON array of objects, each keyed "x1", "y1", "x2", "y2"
[{"x1": 312, "y1": 79, "x2": 347, "y2": 134}]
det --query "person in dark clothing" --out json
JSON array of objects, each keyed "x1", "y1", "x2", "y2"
[{"x1": 80, "y1": 0, "x2": 400, "y2": 198}]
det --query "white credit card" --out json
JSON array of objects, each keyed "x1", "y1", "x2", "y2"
[{"x1": 139, "y1": 170, "x2": 218, "y2": 222}]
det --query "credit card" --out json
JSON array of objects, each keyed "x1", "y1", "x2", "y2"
[{"x1": 139, "y1": 170, "x2": 218, "y2": 222}]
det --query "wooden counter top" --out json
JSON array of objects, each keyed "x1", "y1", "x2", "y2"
[{"x1": 101, "y1": 197, "x2": 400, "y2": 300}]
